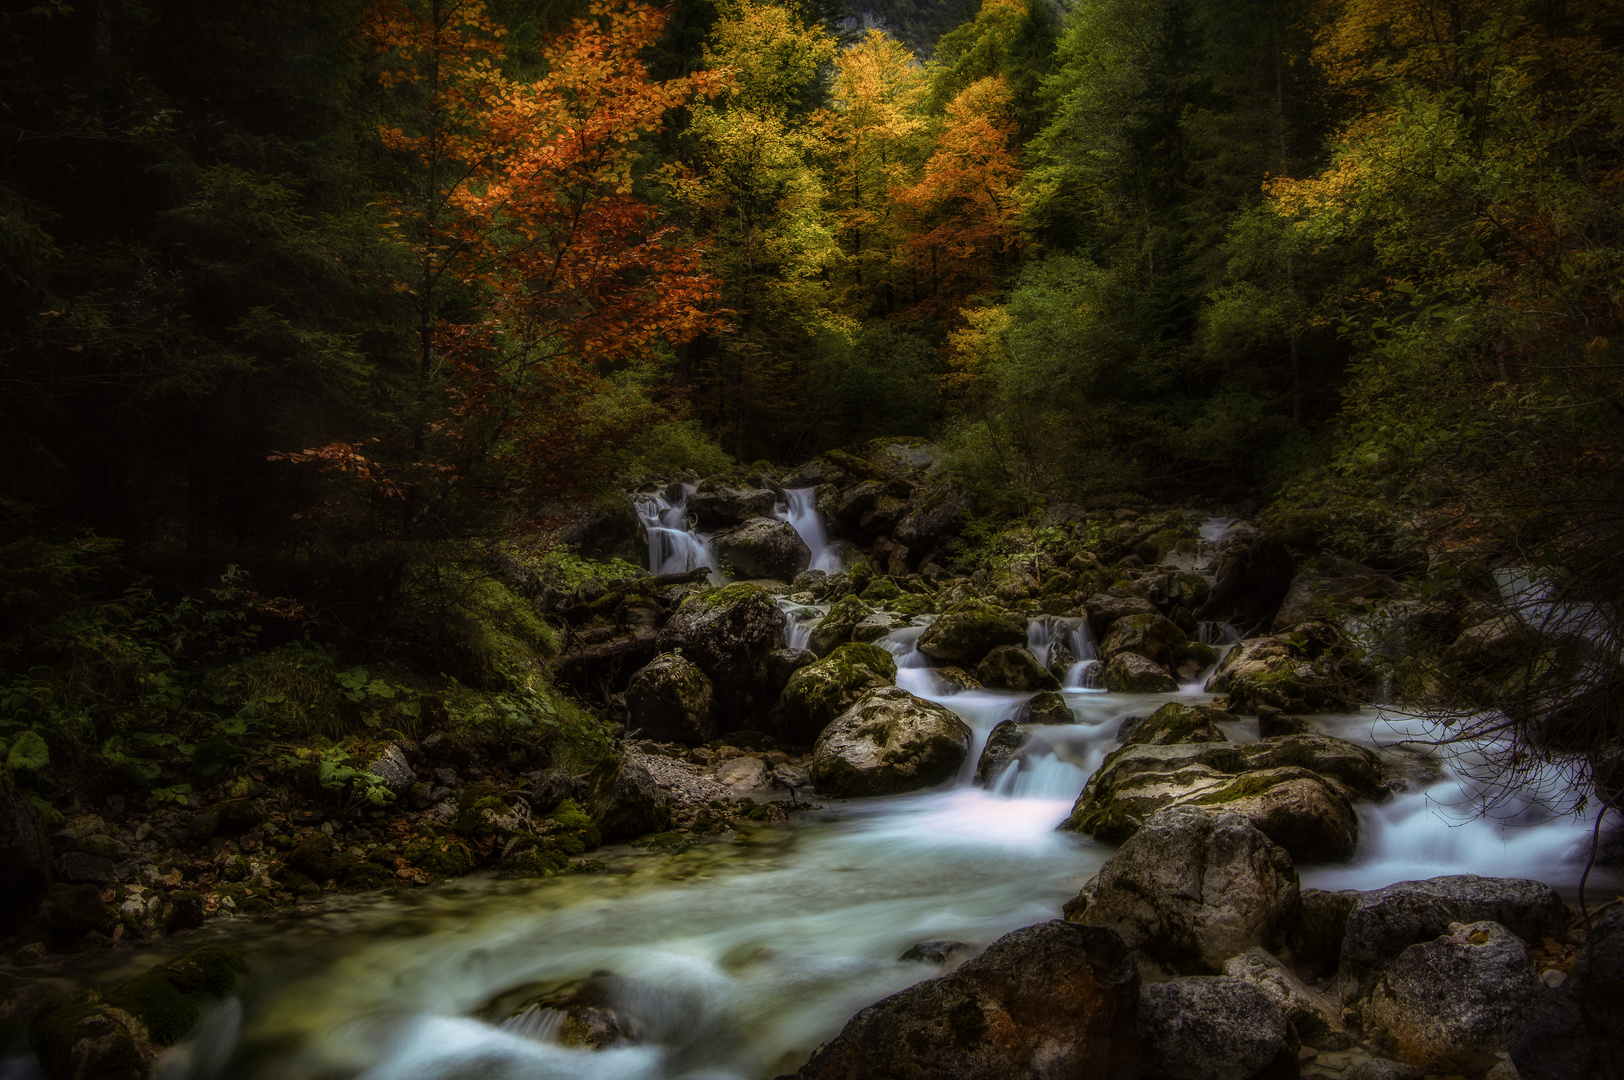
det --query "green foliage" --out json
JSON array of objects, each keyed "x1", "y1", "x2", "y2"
[{"x1": 808, "y1": 324, "x2": 943, "y2": 448}]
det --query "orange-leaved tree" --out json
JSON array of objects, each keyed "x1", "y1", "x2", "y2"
[{"x1": 284, "y1": 0, "x2": 724, "y2": 532}]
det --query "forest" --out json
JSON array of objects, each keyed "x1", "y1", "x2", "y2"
[{"x1": 2, "y1": 1, "x2": 1623, "y2": 1076}]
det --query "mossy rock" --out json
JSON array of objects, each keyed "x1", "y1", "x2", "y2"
[
  {"x1": 455, "y1": 781, "x2": 528, "y2": 836},
  {"x1": 39, "y1": 883, "x2": 117, "y2": 944},
  {"x1": 771, "y1": 642, "x2": 899, "y2": 745},
  {"x1": 915, "y1": 601, "x2": 1026, "y2": 667},
  {"x1": 29, "y1": 991, "x2": 149, "y2": 1080},
  {"x1": 808, "y1": 594, "x2": 872, "y2": 657},
  {"x1": 499, "y1": 837, "x2": 572, "y2": 876},
  {"x1": 284, "y1": 833, "x2": 339, "y2": 881},
  {"x1": 101, "y1": 944, "x2": 247, "y2": 1047},
  {"x1": 860, "y1": 577, "x2": 902, "y2": 603},
  {"x1": 405, "y1": 834, "x2": 475, "y2": 878},
  {"x1": 976, "y1": 645, "x2": 1061, "y2": 692},
  {"x1": 1102, "y1": 652, "x2": 1178, "y2": 693},
  {"x1": 1122, "y1": 702, "x2": 1228, "y2": 747},
  {"x1": 1017, "y1": 691, "x2": 1073, "y2": 725},
  {"x1": 543, "y1": 798, "x2": 601, "y2": 851}
]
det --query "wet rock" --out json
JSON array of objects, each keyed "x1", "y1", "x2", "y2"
[
  {"x1": 1204, "y1": 623, "x2": 1358, "y2": 714},
  {"x1": 1509, "y1": 906, "x2": 1624, "y2": 1080},
  {"x1": 974, "y1": 720, "x2": 1028, "y2": 787},
  {"x1": 1061, "y1": 733, "x2": 1383, "y2": 862},
  {"x1": 687, "y1": 483, "x2": 778, "y2": 528},
  {"x1": 1339, "y1": 875, "x2": 1568, "y2": 1002},
  {"x1": 1017, "y1": 690, "x2": 1072, "y2": 725},
  {"x1": 772, "y1": 642, "x2": 898, "y2": 745},
  {"x1": 976, "y1": 645, "x2": 1061, "y2": 692},
  {"x1": 1066, "y1": 806, "x2": 1300, "y2": 975},
  {"x1": 1101, "y1": 614, "x2": 1187, "y2": 668},
  {"x1": 1, "y1": 779, "x2": 51, "y2": 934},
  {"x1": 916, "y1": 601, "x2": 1027, "y2": 667},
  {"x1": 1121, "y1": 701, "x2": 1228, "y2": 747},
  {"x1": 657, "y1": 583, "x2": 786, "y2": 717},
  {"x1": 593, "y1": 755, "x2": 674, "y2": 842},
  {"x1": 794, "y1": 921, "x2": 1140, "y2": 1080},
  {"x1": 808, "y1": 595, "x2": 872, "y2": 657},
  {"x1": 1342, "y1": 1060, "x2": 1424, "y2": 1080},
  {"x1": 1362, "y1": 921, "x2": 1542, "y2": 1074},
  {"x1": 1257, "y1": 706, "x2": 1311, "y2": 738},
  {"x1": 625, "y1": 653, "x2": 716, "y2": 744},
  {"x1": 711, "y1": 756, "x2": 769, "y2": 791},
  {"x1": 1272, "y1": 560, "x2": 1399, "y2": 633},
  {"x1": 531, "y1": 769, "x2": 590, "y2": 812},
  {"x1": 1085, "y1": 593, "x2": 1161, "y2": 638},
  {"x1": 1446, "y1": 615, "x2": 1526, "y2": 666},
  {"x1": 899, "y1": 939, "x2": 972, "y2": 964},
  {"x1": 811, "y1": 687, "x2": 972, "y2": 798},
  {"x1": 1195, "y1": 534, "x2": 1296, "y2": 638},
  {"x1": 1223, "y1": 947, "x2": 1353, "y2": 1050},
  {"x1": 852, "y1": 611, "x2": 907, "y2": 642},
  {"x1": 1103, "y1": 652, "x2": 1179, "y2": 693},
  {"x1": 1138, "y1": 976, "x2": 1299, "y2": 1080},
  {"x1": 713, "y1": 517, "x2": 811, "y2": 581},
  {"x1": 1288, "y1": 889, "x2": 1360, "y2": 979},
  {"x1": 28, "y1": 991, "x2": 151, "y2": 1080}
]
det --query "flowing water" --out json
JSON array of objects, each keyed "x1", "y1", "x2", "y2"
[
  {"x1": 634, "y1": 487, "x2": 718, "y2": 579},
  {"x1": 40, "y1": 509, "x2": 1619, "y2": 1080}
]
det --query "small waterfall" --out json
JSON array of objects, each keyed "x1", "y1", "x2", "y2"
[
  {"x1": 776, "y1": 488, "x2": 843, "y2": 574},
  {"x1": 779, "y1": 601, "x2": 828, "y2": 652},
  {"x1": 634, "y1": 485, "x2": 718, "y2": 577},
  {"x1": 1199, "y1": 516, "x2": 1241, "y2": 543},
  {"x1": 1058, "y1": 620, "x2": 1102, "y2": 690}
]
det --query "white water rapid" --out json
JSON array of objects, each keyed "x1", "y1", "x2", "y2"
[
  {"x1": 774, "y1": 489, "x2": 842, "y2": 575},
  {"x1": 634, "y1": 486, "x2": 718, "y2": 579}
]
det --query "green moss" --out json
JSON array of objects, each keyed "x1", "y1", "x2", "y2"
[
  {"x1": 104, "y1": 974, "x2": 198, "y2": 1046},
  {"x1": 404, "y1": 834, "x2": 475, "y2": 877},
  {"x1": 30, "y1": 992, "x2": 146, "y2": 1080},
  {"x1": 693, "y1": 582, "x2": 771, "y2": 610},
  {"x1": 547, "y1": 799, "x2": 601, "y2": 850},
  {"x1": 860, "y1": 577, "x2": 902, "y2": 603},
  {"x1": 632, "y1": 830, "x2": 691, "y2": 852}
]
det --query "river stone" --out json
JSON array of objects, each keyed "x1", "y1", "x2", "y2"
[
  {"x1": 811, "y1": 687, "x2": 972, "y2": 798},
  {"x1": 657, "y1": 583, "x2": 786, "y2": 717},
  {"x1": 1339, "y1": 875, "x2": 1569, "y2": 1002},
  {"x1": 916, "y1": 602, "x2": 1027, "y2": 667},
  {"x1": 974, "y1": 720, "x2": 1027, "y2": 787},
  {"x1": 899, "y1": 939, "x2": 972, "y2": 965},
  {"x1": 852, "y1": 611, "x2": 907, "y2": 643},
  {"x1": 711, "y1": 755, "x2": 769, "y2": 791},
  {"x1": 764, "y1": 647, "x2": 816, "y2": 702},
  {"x1": 1508, "y1": 905, "x2": 1624, "y2": 1080},
  {"x1": 1121, "y1": 701, "x2": 1228, "y2": 747},
  {"x1": 593, "y1": 755, "x2": 674, "y2": 842},
  {"x1": 687, "y1": 483, "x2": 777, "y2": 528},
  {"x1": 976, "y1": 645, "x2": 1061, "y2": 692},
  {"x1": 1066, "y1": 806, "x2": 1300, "y2": 975},
  {"x1": 1085, "y1": 593, "x2": 1161, "y2": 638},
  {"x1": 772, "y1": 642, "x2": 899, "y2": 745},
  {"x1": 1101, "y1": 614, "x2": 1187, "y2": 668},
  {"x1": 1104, "y1": 652, "x2": 1179, "y2": 693},
  {"x1": 1137, "y1": 976, "x2": 1299, "y2": 1080},
  {"x1": 713, "y1": 517, "x2": 811, "y2": 581},
  {"x1": 1362, "y1": 920, "x2": 1543, "y2": 1074},
  {"x1": 1, "y1": 775, "x2": 51, "y2": 935},
  {"x1": 361, "y1": 743, "x2": 416, "y2": 795},
  {"x1": 625, "y1": 653, "x2": 716, "y2": 744},
  {"x1": 1223, "y1": 947, "x2": 1353, "y2": 1050},
  {"x1": 1445, "y1": 615, "x2": 1526, "y2": 666},
  {"x1": 28, "y1": 991, "x2": 153, "y2": 1080},
  {"x1": 1062, "y1": 733, "x2": 1384, "y2": 863},
  {"x1": 1017, "y1": 691, "x2": 1072, "y2": 725},
  {"x1": 794, "y1": 921, "x2": 1140, "y2": 1080},
  {"x1": 808, "y1": 595, "x2": 872, "y2": 657},
  {"x1": 1272, "y1": 560, "x2": 1399, "y2": 633},
  {"x1": 1203, "y1": 623, "x2": 1356, "y2": 713}
]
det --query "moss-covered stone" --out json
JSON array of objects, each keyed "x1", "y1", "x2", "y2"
[
  {"x1": 30, "y1": 991, "x2": 149, "y2": 1080},
  {"x1": 860, "y1": 577, "x2": 902, "y2": 604},
  {"x1": 1017, "y1": 690, "x2": 1073, "y2": 725},
  {"x1": 455, "y1": 781, "x2": 527, "y2": 836},
  {"x1": 284, "y1": 833, "x2": 339, "y2": 882},
  {"x1": 405, "y1": 834, "x2": 475, "y2": 877},
  {"x1": 1122, "y1": 702, "x2": 1228, "y2": 747},
  {"x1": 975, "y1": 645, "x2": 1061, "y2": 692},
  {"x1": 916, "y1": 601, "x2": 1026, "y2": 667},
  {"x1": 545, "y1": 798, "x2": 601, "y2": 851},
  {"x1": 808, "y1": 594, "x2": 872, "y2": 657},
  {"x1": 1103, "y1": 652, "x2": 1179, "y2": 693},
  {"x1": 103, "y1": 973, "x2": 198, "y2": 1046},
  {"x1": 771, "y1": 642, "x2": 899, "y2": 745}
]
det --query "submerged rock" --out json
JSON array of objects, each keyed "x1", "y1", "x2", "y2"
[
  {"x1": 713, "y1": 517, "x2": 811, "y2": 581},
  {"x1": 624, "y1": 653, "x2": 716, "y2": 744},
  {"x1": 794, "y1": 921, "x2": 1140, "y2": 1080},
  {"x1": 811, "y1": 687, "x2": 972, "y2": 797},
  {"x1": 771, "y1": 642, "x2": 898, "y2": 746},
  {"x1": 1066, "y1": 806, "x2": 1300, "y2": 975},
  {"x1": 1137, "y1": 976, "x2": 1299, "y2": 1080},
  {"x1": 1017, "y1": 690, "x2": 1072, "y2": 725},
  {"x1": 1362, "y1": 920, "x2": 1543, "y2": 1074}
]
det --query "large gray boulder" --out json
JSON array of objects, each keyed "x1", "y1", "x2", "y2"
[
  {"x1": 687, "y1": 482, "x2": 777, "y2": 528},
  {"x1": 1061, "y1": 733, "x2": 1385, "y2": 863},
  {"x1": 1066, "y1": 806, "x2": 1300, "y2": 975},
  {"x1": 1137, "y1": 976, "x2": 1299, "y2": 1080},
  {"x1": 976, "y1": 645, "x2": 1061, "y2": 692},
  {"x1": 1339, "y1": 875, "x2": 1568, "y2": 1002},
  {"x1": 1204, "y1": 623, "x2": 1358, "y2": 713},
  {"x1": 592, "y1": 754, "x2": 674, "y2": 842},
  {"x1": 713, "y1": 517, "x2": 811, "y2": 581},
  {"x1": 808, "y1": 595, "x2": 872, "y2": 657},
  {"x1": 1509, "y1": 906, "x2": 1624, "y2": 1080},
  {"x1": 1119, "y1": 701, "x2": 1228, "y2": 747},
  {"x1": 916, "y1": 602, "x2": 1027, "y2": 667},
  {"x1": 1222, "y1": 947, "x2": 1353, "y2": 1050},
  {"x1": 1085, "y1": 593, "x2": 1160, "y2": 638},
  {"x1": 1101, "y1": 614, "x2": 1187, "y2": 668},
  {"x1": 657, "y1": 583, "x2": 786, "y2": 718},
  {"x1": 624, "y1": 653, "x2": 716, "y2": 744},
  {"x1": 794, "y1": 921, "x2": 1141, "y2": 1080},
  {"x1": 1362, "y1": 921, "x2": 1543, "y2": 1074},
  {"x1": 893, "y1": 483, "x2": 971, "y2": 550},
  {"x1": 770, "y1": 642, "x2": 898, "y2": 745},
  {"x1": 1103, "y1": 652, "x2": 1179, "y2": 693},
  {"x1": 811, "y1": 687, "x2": 972, "y2": 797}
]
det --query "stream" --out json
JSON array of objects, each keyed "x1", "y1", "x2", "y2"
[{"x1": 29, "y1": 500, "x2": 1619, "y2": 1080}]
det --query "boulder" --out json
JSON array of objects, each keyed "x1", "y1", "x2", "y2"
[
  {"x1": 1017, "y1": 691, "x2": 1073, "y2": 725},
  {"x1": 713, "y1": 517, "x2": 811, "y2": 581},
  {"x1": 765, "y1": 647, "x2": 817, "y2": 701},
  {"x1": 593, "y1": 755, "x2": 674, "y2": 841},
  {"x1": 1339, "y1": 875, "x2": 1569, "y2": 1002},
  {"x1": 1137, "y1": 976, "x2": 1299, "y2": 1080},
  {"x1": 687, "y1": 482, "x2": 777, "y2": 528},
  {"x1": 657, "y1": 583, "x2": 786, "y2": 717},
  {"x1": 1272, "y1": 560, "x2": 1399, "y2": 633},
  {"x1": 852, "y1": 611, "x2": 907, "y2": 642},
  {"x1": 1066, "y1": 806, "x2": 1300, "y2": 975},
  {"x1": 894, "y1": 483, "x2": 971, "y2": 550},
  {"x1": 1446, "y1": 615, "x2": 1526, "y2": 667},
  {"x1": 976, "y1": 645, "x2": 1061, "y2": 692},
  {"x1": 1203, "y1": 624, "x2": 1358, "y2": 714},
  {"x1": 974, "y1": 720, "x2": 1027, "y2": 786},
  {"x1": 1103, "y1": 652, "x2": 1178, "y2": 693},
  {"x1": 794, "y1": 921, "x2": 1140, "y2": 1080},
  {"x1": 0, "y1": 775, "x2": 50, "y2": 934},
  {"x1": 1362, "y1": 921, "x2": 1543, "y2": 1074},
  {"x1": 360, "y1": 743, "x2": 416, "y2": 794},
  {"x1": 1120, "y1": 701, "x2": 1228, "y2": 747},
  {"x1": 1222, "y1": 947, "x2": 1353, "y2": 1050},
  {"x1": 771, "y1": 642, "x2": 899, "y2": 745},
  {"x1": 1509, "y1": 906, "x2": 1624, "y2": 1080},
  {"x1": 916, "y1": 602, "x2": 1027, "y2": 667},
  {"x1": 1194, "y1": 534, "x2": 1296, "y2": 638},
  {"x1": 808, "y1": 595, "x2": 872, "y2": 657},
  {"x1": 811, "y1": 687, "x2": 972, "y2": 797},
  {"x1": 712, "y1": 756, "x2": 769, "y2": 791},
  {"x1": 1061, "y1": 733, "x2": 1384, "y2": 862},
  {"x1": 1101, "y1": 614, "x2": 1187, "y2": 668},
  {"x1": 624, "y1": 653, "x2": 716, "y2": 744},
  {"x1": 1085, "y1": 593, "x2": 1161, "y2": 638}
]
